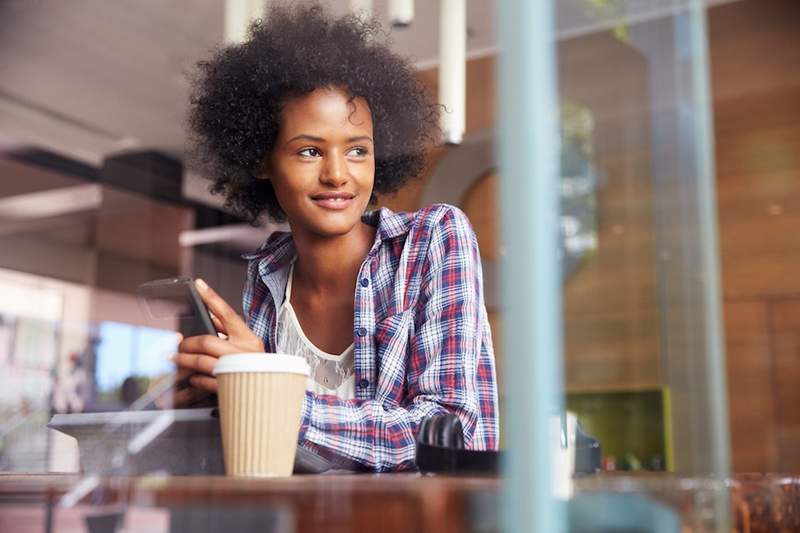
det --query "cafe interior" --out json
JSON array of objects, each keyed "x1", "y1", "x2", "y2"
[{"x1": 0, "y1": 0, "x2": 798, "y2": 531}]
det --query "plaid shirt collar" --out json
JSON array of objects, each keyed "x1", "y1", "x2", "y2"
[
  {"x1": 241, "y1": 207, "x2": 413, "y2": 275},
  {"x1": 241, "y1": 207, "x2": 415, "y2": 331}
]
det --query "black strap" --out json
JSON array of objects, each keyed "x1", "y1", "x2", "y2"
[{"x1": 415, "y1": 414, "x2": 602, "y2": 475}]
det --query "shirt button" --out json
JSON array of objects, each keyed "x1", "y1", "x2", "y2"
[
  {"x1": 358, "y1": 379, "x2": 369, "y2": 389},
  {"x1": 360, "y1": 278, "x2": 369, "y2": 287},
  {"x1": 356, "y1": 327, "x2": 367, "y2": 337}
]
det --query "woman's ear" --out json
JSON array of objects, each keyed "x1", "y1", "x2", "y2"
[{"x1": 253, "y1": 155, "x2": 271, "y2": 180}]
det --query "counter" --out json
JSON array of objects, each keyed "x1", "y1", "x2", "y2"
[{"x1": 1, "y1": 472, "x2": 797, "y2": 532}]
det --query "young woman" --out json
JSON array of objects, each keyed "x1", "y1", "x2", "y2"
[{"x1": 174, "y1": 5, "x2": 498, "y2": 472}]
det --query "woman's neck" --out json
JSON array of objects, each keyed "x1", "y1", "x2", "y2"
[{"x1": 290, "y1": 221, "x2": 376, "y2": 294}]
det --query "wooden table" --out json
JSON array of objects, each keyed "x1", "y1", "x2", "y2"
[
  {"x1": 0, "y1": 472, "x2": 797, "y2": 533},
  {"x1": 0, "y1": 473, "x2": 497, "y2": 533}
]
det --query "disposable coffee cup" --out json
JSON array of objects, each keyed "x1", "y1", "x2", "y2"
[{"x1": 213, "y1": 353, "x2": 310, "y2": 477}]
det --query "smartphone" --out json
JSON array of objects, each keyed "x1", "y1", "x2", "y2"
[{"x1": 137, "y1": 277, "x2": 217, "y2": 338}]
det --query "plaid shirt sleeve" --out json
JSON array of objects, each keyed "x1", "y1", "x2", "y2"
[{"x1": 296, "y1": 206, "x2": 495, "y2": 471}]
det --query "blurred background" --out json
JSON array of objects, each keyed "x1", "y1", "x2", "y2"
[{"x1": 0, "y1": 0, "x2": 797, "y2": 483}]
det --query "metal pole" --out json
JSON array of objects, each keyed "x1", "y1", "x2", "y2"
[
  {"x1": 687, "y1": 0, "x2": 731, "y2": 529},
  {"x1": 498, "y1": 0, "x2": 564, "y2": 532}
]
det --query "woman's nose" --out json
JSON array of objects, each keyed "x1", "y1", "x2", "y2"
[{"x1": 320, "y1": 152, "x2": 348, "y2": 187}]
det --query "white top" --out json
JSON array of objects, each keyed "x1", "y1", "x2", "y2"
[{"x1": 275, "y1": 263, "x2": 356, "y2": 399}]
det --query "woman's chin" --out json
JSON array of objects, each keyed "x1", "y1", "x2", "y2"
[{"x1": 306, "y1": 215, "x2": 363, "y2": 238}]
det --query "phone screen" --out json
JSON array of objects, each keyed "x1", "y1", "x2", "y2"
[{"x1": 137, "y1": 278, "x2": 217, "y2": 338}]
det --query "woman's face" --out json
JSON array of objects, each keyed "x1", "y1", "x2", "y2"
[{"x1": 266, "y1": 87, "x2": 375, "y2": 238}]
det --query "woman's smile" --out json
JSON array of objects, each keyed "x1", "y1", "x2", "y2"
[{"x1": 309, "y1": 190, "x2": 357, "y2": 210}]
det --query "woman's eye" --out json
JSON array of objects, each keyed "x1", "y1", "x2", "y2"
[
  {"x1": 347, "y1": 147, "x2": 369, "y2": 157},
  {"x1": 298, "y1": 148, "x2": 321, "y2": 157}
]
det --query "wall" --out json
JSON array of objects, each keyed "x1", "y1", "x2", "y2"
[{"x1": 710, "y1": 0, "x2": 800, "y2": 472}]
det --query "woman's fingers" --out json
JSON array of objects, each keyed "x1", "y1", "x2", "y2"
[
  {"x1": 195, "y1": 279, "x2": 249, "y2": 338},
  {"x1": 210, "y1": 314, "x2": 228, "y2": 337},
  {"x1": 189, "y1": 280, "x2": 263, "y2": 352},
  {"x1": 174, "y1": 364, "x2": 193, "y2": 383},
  {"x1": 173, "y1": 352, "x2": 219, "y2": 376},
  {"x1": 173, "y1": 386, "x2": 210, "y2": 408},
  {"x1": 189, "y1": 374, "x2": 219, "y2": 393},
  {"x1": 178, "y1": 334, "x2": 240, "y2": 358}
]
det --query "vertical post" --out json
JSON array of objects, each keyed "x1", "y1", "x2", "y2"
[
  {"x1": 247, "y1": 0, "x2": 266, "y2": 23},
  {"x1": 686, "y1": 1, "x2": 731, "y2": 529},
  {"x1": 686, "y1": 0, "x2": 730, "y2": 483},
  {"x1": 224, "y1": 0, "x2": 266, "y2": 45},
  {"x1": 439, "y1": 0, "x2": 466, "y2": 145},
  {"x1": 224, "y1": 0, "x2": 250, "y2": 45},
  {"x1": 389, "y1": 0, "x2": 414, "y2": 26},
  {"x1": 498, "y1": 0, "x2": 564, "y2": 532}
]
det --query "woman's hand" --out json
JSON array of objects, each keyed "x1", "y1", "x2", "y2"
[{"x1": 172, "y1": 279, "x2": 264, "y2": 405}]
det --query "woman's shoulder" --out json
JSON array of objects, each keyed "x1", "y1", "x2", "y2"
[
  {"x1": 370, "y1": 203, "x2": 473, "y2": 243},
  {"x1": 384, "y1": 204, "x2": 478, "y2": 267},
  {"x1": 388, "y1": 203, "x2": 468, "y2": 229},
  {"x1": 408, "y1": 203, "x2": 475, "y2": 238}
]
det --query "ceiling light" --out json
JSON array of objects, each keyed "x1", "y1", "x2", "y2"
[
  {"x1": 390, "y1": 0, "x2": 414, "y2": 27},
  {"x1": 439, "y1": 0, "x2": 466, "y2": 145},
  {"x1": 0, "y1": 184, "x2": 102, "y2": 221}
]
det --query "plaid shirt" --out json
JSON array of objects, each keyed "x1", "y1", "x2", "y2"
[{"x1": 242, "y1": 203, "x2": 499, "y2": 471}]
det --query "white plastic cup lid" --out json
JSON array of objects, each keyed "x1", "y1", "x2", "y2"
[{"x1": 212, "y1": 353, "x2": 310, "y2": 376}]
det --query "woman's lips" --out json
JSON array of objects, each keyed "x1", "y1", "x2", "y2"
[{"x1": 310, "y1": 194, "x2": 355, "y2": 211}]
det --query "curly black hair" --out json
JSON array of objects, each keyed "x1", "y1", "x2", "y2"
[{"x1": 187, "y1": 3, "x2": 439, "y2": 223}]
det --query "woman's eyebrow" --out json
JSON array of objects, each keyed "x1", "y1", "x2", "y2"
[
  {"x1": 286, "y1": 134, "x2": 324, "y2": 144},
  {"x1": 285, "y1": 134, "x2": 373, "y2": 145},
  {"x1": 347, "y1": 135, "x2": 373, "y2": 144}
]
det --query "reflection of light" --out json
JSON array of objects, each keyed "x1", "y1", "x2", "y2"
[
  {"x1": 565, "y1": 234, "x2": 597, "y2": 254},
  {"x1": 96, "y1": 322, "x2": 133, "y2": 393},
  {"x1": 96, "y1": 322, "x2": 176, "y2": 394},
  {"x1": 0, "y1": 280, "x2": 63, "y2": 321},
  {"x1": 179, "y1": 224, "x2": 265, "y2": 247},
  {"x1": 389, "y1": 0, "x2": 414, "y2": 26},
  {"x1": 561, "y1": 176, "x2": 595, "y2": 197},
  {"x1": 561, "y1": 216, "x2": 580, "y2": 237},
  {"x1": 0, "y1": 184, "x2": 101, "y2": 221},
  {"x1": 767, "y1": 204, "x2": 784, "y2": 216}
]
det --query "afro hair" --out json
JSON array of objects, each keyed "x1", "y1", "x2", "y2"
[{"x1": 187, "y1": 3, "x2": 440, "y2": 223}]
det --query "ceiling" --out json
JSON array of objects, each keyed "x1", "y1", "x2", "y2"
[{"x1": 0, "y1": 0, "x2": 736, "y2": 196}]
